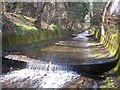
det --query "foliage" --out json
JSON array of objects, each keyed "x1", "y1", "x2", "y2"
[
  {"x1": 49, "y1": 24, "x2": 59, "y2": 31},
  {"x1": 100, "y1": 77, "x2": 115, "y2": 88},
  {"x1": 2, "y1": 13, "x2": 64, "y2": 48},
  {"x1": 67, "y1": 2, "x2": 89, "y2": 23},
  {"x1": 94, "y1": 26, "x2": 120, "y2": 87}
]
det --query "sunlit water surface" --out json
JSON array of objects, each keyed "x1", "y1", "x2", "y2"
[
  {"x1": 0, "y1": 31, "x2": 91, "y2": 88},
  {"x1": 0, "y1": 62, "x2": 80, "y2": 88}
]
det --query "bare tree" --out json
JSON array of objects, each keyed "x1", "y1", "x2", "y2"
[
  {"x1": 35, "y1": 2, "x2": 46, "y2": 30},
  {"x1": 101, "y1": 0, "x2": 112, "y2": 36}
]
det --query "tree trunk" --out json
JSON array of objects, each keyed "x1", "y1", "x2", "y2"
[
  {"x1": 46, "y1": 4, "x2": 51, "y2": 30},
  {"x1": 35, "y1": 14, "x2": 42, "y2": 29},
  {"x1": 35, "y1": 2, "x2": 46, "y2": 30},
  {"x1": 101, "y1": 0, "x2": 112, "y2": 36},
  {"x1": 2, "y1": 2, "x2": 9, "y2": 14}
]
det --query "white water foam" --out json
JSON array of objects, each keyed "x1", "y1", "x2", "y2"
[
  {"x1": 26, "y1": 62, "x2": 72, "y2": 72},
  {"x1": 0, "y1": 62, "x2": 80, "y2": 88}
]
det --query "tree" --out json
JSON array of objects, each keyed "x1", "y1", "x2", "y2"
[
  {"x1": 64, "y1": 2, "x2": 89, "y2": 30},
  {"x1": 90, "y1": 2, "x2": 106, "y2": 26},
  {"x1": 101, "y1": 0, "x2": 112, "y2": 36},
  {"x1": 34, "y1": 2, "x2": 46, "y2": 30}
]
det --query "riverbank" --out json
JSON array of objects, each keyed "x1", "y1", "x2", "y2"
[
  {"x1": 94, "y1": 26, "x2": 120, "y2": 88},
  {"x1": 2, "y1": 12, "x2": 119, "y2": 89},
  {"x1": 3, "y1": 13, "x2": 67, "y2": 48},
  {"x1": 2, "y1": 29, "x2": 119, "y2": 88}
]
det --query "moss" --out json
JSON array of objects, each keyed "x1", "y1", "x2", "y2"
[
  {"x1": 23, "y1": 16, "x2": 36, "y2": 22},
  {"x1": 3, "y1": 29, "x2": 63, "y2": 48},
  {"x1": 100, "y1": 36, "x2": 105, "y2": 45},
  {"x1": 100, "y1": 83, "x2": 114, "y2": 88},
  {"x1": 108, "y1": 34, "x2": 118, "y2": 56},
  {"x1": 100, "y1": 77, "x2": 115, "y2": 88},
  {"x1": 9, "y1": 13, "x2": 36, "y2": 22},
  {"x1": 114, "y1": 47, "x2": 120, "y2": 80},
  {"x1": 49, "y1": 24, "x2": 59, "y2": 31},
  {"x1": 3, "y1": 14, "x2": 64, "y2": 48},
  {"x1": 100, "y1": 32, "x2": 118, "y2": 57},
  {"x1": 94, "y1": 26, "x2": 120, "y2": 86},
  {"x1": 3, "y1": 13, "x2": 38, "y2": 34},
  {"x1": 16, "y1": 23, "x2": 38, "y2": 31}
]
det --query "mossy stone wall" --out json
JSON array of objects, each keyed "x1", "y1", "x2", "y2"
[
  {"x1": 3, "y1": 30, "x2": 63, "y2": 48},
  {"x1": 94, "y1": 27, "x2": 119, "y2": 57},
  {"x1": 94, "y1": 27, "x2": 120, "y2": 80}
]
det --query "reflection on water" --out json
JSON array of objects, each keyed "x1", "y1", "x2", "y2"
[
  {"x1": 1, "y1": 31, "x2": 111, "y2": 88},
  {"x1": 26, "y1": 31, "x2": 96, "y2": 64}
]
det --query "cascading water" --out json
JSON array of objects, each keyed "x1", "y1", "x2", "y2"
[
  {"x1": 1, "y1": 30, "x2": 94, "y2": 88},
  {"x1": 0, "y1": 61, "x2": 80, "y2": 88},
  {"x1": 26, "y1": 62, "x2": 71, "y2": 72}
]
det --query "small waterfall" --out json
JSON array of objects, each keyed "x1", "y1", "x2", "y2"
[
  {"x1": 0, "y1": 61, "x2": 80, "y2": 88},
  {"x1": 26, "y1": 61, "x2": 72, "y2": 72}
]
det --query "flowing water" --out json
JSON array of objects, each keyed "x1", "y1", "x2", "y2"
[
  {"x1": 0, "y1": 61, "x2": 80, "y2": 88},
  {"x1": 1, "y1": 1, "x2": 120, "y2": 88},
  {"x1": 1, "y1": 31, "x2": 91, "y2": 88},
  {"x1": 1, "y1": 30, "x2": 112, "y2": 88},
  {"x1": 73, "y1": 31, "x2": 90, "y2": 41}
]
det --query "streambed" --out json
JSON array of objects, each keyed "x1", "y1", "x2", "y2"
[{"x1": 1, "y1": 31, "x2": 119, "y2": 88}]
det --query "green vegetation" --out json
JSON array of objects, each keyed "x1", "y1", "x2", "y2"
[
  {"x1": 100, "y1": 77, "x2": 115, "y2": 88},
  {"x1": 3, "y1": 13, "x2": 38, "y2": 34},
  {"x1": 49, "y1": 24, "x2": 59, "y2": 31},
  {"x1": 94, "y1": 27, "x2": 119, "y2": 57},
  {"x1": 16, "y1": 23, "x2": 38, "y2": 31},
  {"x1": 23, "y1": 16, "x2": 36, "y2": 22},
  {"x1": 1, "y1": 1, "x2": 120, "y2": 88},
  {"x1": 114, "y1": 60, "x2": 120, "y2": 80},
  {"x1": 8, "y1": 13, "x2": 36, "y2": 22},
  {"x1": 94, "y1": 26, "x2": 120, "y2": 88},
  {"x1": 2, "y1": 13, "x2": 64, "y2": 48}
]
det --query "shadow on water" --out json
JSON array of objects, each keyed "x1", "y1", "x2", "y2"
[
  {"x1": 1, "y1": 30, "x2": 119, "y2": 88},
  {"x1": 2, "y1": 57, "x2": 27, "y2": 74},
  {"x1": 2, "y1": 30, "x2": 74, "y2": 73},
  {"x1": 2, "y1": 29, "x2": 70, "y2": 56},
  {"x1": 3, "y1": 30, "x2": 118, "y2": 74}
]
